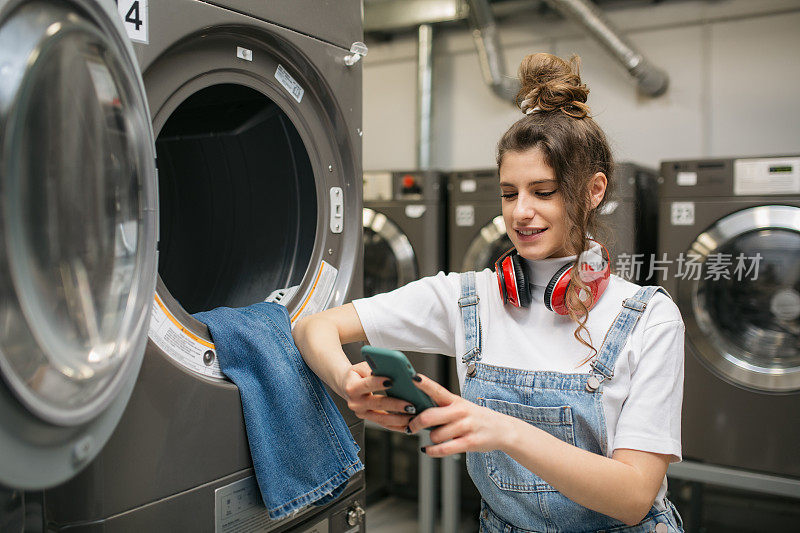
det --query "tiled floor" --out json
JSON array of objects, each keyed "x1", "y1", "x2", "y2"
[{"x1": 366, "y1": 497, "x2": 479, "y2": 533}]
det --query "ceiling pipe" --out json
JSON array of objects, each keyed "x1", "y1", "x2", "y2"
[
  {"x1": 466, "y1": 0, "x2": 520, "y2": 102},
  {"x1": 465, "y1": 0, "x2": 669, "y2": 102},
  {"x1": 417, "y1": 23, "x2": 435, "y2": 170},
  {"x1": 544, "y1": 0, "x2": 669, "y2": 96}
]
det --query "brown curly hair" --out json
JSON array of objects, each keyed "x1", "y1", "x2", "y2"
[{"x1": 497, "y1": 53, "x2": 615, "y2": 363}]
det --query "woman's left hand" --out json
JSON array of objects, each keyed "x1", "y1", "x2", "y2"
[{"x1": 407, "y1": 374, "x2": 513, "y2": 456}]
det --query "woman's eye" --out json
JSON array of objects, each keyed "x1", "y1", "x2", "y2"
[
  {"x1": 536, "y1": 190, "x2": 557, "y2": 197},
  {"x1": 500, "y1": 192, "x2": 517, "y2": 199}
]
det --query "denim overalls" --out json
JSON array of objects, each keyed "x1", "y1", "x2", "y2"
[{"x1": 458, "y1": 272, "x2": 684, "y2": 533}]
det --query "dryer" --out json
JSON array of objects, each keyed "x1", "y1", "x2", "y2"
[
  {"x1": 658, "y1": 156, "x2": 800, "y2": 481},
  {"x1": 1, "y1": 0, "x2": 367, "y2": 531}
]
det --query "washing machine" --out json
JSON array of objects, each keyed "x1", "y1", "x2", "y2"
[
  {"x1": 448, "y1": 169, "x2": 507, "y2": 274},
  {"x1": 602, "y1": 163, "x2": 660, "y2": 284},
  {"x1": 0, "y1": 0, "x2": 367, "y2": 531},
  {"x1": 363, "y1": 170, "x2": 447, "y2": 380},
  {"x1": 448, "y1": 164, "x2": 659, "y2": 282},
  {"x1": 658, "y1": 155, "x2": 800, "y2": 481},
  {"x1": 362, "y1": 170, "x2": 448, "y2": 508},
  {"x1": 0, "y1": 0, "x2": 158, "y2": 528}
]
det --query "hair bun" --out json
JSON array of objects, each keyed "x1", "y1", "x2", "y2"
[{"x1": 517, "y1": 53, "x2": 590, "y2": 118}]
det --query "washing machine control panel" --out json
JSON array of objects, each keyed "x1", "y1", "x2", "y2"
[
  {"x1": 734, "y1": 157, "x2": 800, "y2": 196},
  {"x1": 662, "y1": 155, "x2": 800, "y2": 198},
  {"x1": 363, "y1": 171, "x2": 445, "y2": 202}
]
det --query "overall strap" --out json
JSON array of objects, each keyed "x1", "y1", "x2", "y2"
[
  {"x1": 458, "y1": 272, "x2": 482, "y2": 363},
  {"x1": 590, "y1": 286, "x2": 670, "y2": 381}
]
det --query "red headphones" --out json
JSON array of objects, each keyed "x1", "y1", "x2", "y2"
[{"x1": 494, "y1": 241, "x2": 611, "y2": 314}]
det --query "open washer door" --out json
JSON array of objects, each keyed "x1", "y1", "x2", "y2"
[{"x1": 0, "y1": 0, "x2": 158, "y2": 490}]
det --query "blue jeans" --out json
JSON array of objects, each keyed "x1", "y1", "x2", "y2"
[{"x1": 194, "y1": 302, "x2": 363, "y2": 520}]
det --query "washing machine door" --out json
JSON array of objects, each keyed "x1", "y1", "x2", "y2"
[
  {"x1": 363, "y1": 208, "x2": 417, "y2": 297},
  {"x1": 463, "y1": 215, "x2": 513, "y2": 272},
  {"x1": 678, "y1": 205, "x2": 800, "y2": 393},
  {"x1": 0, "y1": 0, "x2": 158, "y2": 489}
]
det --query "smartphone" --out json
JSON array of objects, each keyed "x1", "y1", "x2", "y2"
[{"x1": 361, "y1": 346, "x2": 437, "y2": 413}]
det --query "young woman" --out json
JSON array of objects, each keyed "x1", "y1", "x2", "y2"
[{"x1": 293, "y1": 53, "x2": 684, "y2": 533}]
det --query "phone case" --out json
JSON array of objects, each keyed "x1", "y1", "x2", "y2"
[{"x1": 361, "y1": 346, "x2": 437, "y2": 412}]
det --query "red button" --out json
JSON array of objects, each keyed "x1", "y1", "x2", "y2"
[{"x1": 402, "y1": 175, "x2": 416, "y2": 189}]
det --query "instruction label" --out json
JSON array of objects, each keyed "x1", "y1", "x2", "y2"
[
  {"x1": 290, "y1": 261, "x2": 338, "y2": 324},
  {"x1": 275, "y1": 65, "x2": 304, "y2": 103},
  {"x1": 148, "y1": 293, "x2": 224, "y2": 379},
  {"x1": 214, "y1": 475, "x2": 327, "y2": 532}
]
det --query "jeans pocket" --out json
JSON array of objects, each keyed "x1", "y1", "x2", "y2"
[
  {"x1": 480, "y1": 398, "x2": 576, "y2": 493},
  {"x1": 666, "y1": 498, "x2": 684, "y2": 532}
]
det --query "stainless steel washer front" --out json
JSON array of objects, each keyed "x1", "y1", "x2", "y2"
[
  {"x1": 659, "y1": 155, "x2": 800, "y2": 481},
  {"x1": 40, "y1": 1, "x2": 366, "y2": 530}
]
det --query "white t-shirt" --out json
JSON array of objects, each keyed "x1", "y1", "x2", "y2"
[{"x1": 352, "y1": 254, "x2": 684, "y2": 508}]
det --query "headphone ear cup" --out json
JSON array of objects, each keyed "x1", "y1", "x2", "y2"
[
  {"x1": 510, "y1": 254, "x2": 531, "y2": 308},
  {"x1": 584, "y1": 260, "x2": 611, "y2": 308},
  {"x1": 544, "y1": 263, "x2": 572, "y2": 313},
  {"x1": 495, "y1": 259, "x2": 509, "y2": 304}
]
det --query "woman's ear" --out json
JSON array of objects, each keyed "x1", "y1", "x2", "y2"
[{"x1": 589, "y1": 172, "x2": 607, "y2": 209}]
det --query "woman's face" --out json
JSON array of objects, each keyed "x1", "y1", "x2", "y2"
[{"x1": 499, "y1": 148, "x2": 573, "y2": 260}]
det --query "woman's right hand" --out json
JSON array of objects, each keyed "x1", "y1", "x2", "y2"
[{"x1": 340, "y1": 361, "x2": 416, "y2": 432}]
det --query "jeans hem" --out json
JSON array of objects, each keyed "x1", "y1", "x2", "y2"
[{"x1": 265, "y1": 459, "x2": 364, "y2": 520}]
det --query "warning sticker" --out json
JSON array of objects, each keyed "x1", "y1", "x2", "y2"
[
  {"x1": 148, "y1": 293, "x2": 225, "y2": 379},
  {"x1": 290, "y1": 261, "x2": 338, "y2": 325}
]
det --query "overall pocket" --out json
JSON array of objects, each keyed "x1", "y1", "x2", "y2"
[{"x1": 480, "y1": 397, "x2": 576, "y2": 493}]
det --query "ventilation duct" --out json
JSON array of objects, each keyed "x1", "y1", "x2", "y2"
[
  {"x1": 467, "y1": 0, "x2": 520, "y2": 101},
  {"x1": 465, "y1": 0, "x2": 669, "y2": 102},
  {"x1": 545, "y1": 0, "x2": 669, "y2": 96}
]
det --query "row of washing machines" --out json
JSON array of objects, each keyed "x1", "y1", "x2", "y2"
[{"x1": 363, "y1": 158, "x2": 800, "y2": 523}]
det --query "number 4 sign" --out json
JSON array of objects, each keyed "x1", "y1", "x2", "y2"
[{"x1": 117, "y1": 0, "x2": 148, "y2": 44}]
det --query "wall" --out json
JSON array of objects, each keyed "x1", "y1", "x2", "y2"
[{"x1": 362, "y1": 0, "x2": 800, "y2": 171}]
